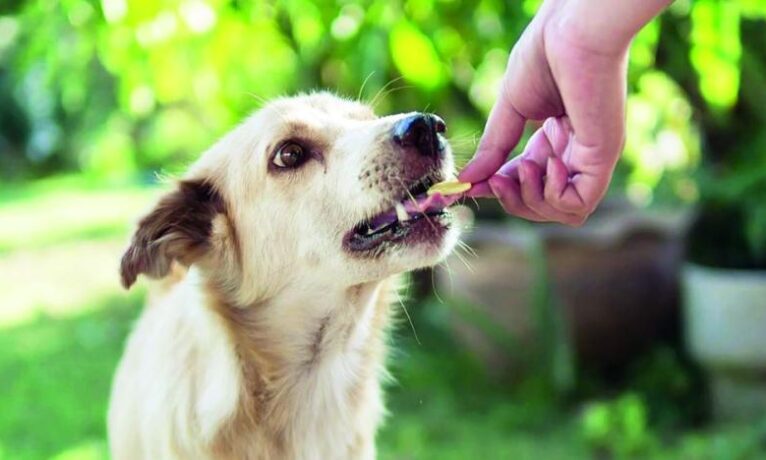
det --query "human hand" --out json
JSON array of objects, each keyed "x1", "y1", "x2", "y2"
[{"x1": 460, "y1": 0, "x2": 668, "y2": 226}]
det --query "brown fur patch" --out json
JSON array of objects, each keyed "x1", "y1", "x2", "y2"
[
  {"x1": 202, "y1": 282, "x2": 278, "y2": 459},
  {"x1": 309, "y1": 315, "x2": 331, "y2": 365},
  {"x1": 201, "y1": 276, "x2": 398, "y2": 459},
  {"x1": 120, "y1": 180, "x2": 225, "y2": 288}
]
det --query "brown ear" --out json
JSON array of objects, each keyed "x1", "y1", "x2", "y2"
[{"x1": 120, "y1": 179, "x2": 225, "y2": 289}]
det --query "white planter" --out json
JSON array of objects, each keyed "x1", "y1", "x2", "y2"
[{"x1": 683, "y1": 263, "x2": 766, "y2": 421}]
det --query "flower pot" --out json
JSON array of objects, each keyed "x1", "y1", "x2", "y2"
[
  {"x1": 436, "y1": 201, "x2": 689, "y2": 378},
  {"x1": 683, "y1": 263, "x2": 766, "y2": 421}
]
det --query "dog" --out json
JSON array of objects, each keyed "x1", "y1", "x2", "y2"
[{"x1": 108, "y1": 92, "x2": 460, "y2": 459}]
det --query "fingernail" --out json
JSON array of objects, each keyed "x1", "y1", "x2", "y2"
[
  {"x1": 543, "y1": 117, "x2": 556, "y2": 139},
  {"x1": 488, "y1": 175, "x2": 504, "y2": 194},
  {"x1": 466, "y1": 181, "x2": 492, "y2": 198},
  {"x1": 487, "y1": 178, "x2": 498, "y2": 196},
  {"x1": 498, "y1": 161, "x2": 516, "y2": 177}
]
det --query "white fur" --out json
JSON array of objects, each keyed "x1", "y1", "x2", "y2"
[{"x1": 108, "y1": 93, "x2": 459, "y2": 459}]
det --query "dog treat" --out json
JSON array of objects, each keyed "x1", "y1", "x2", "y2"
[{"x1": 427, "y1": 180, "x2": 471, "y2": 196}]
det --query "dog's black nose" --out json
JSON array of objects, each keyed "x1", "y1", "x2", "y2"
[{"x1": 392, "y1": 113, "x2": 446, "y2": 158}]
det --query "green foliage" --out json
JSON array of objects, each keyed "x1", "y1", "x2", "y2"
[
  {"x1": 623, "y1": 71, "x2": 700, "y2": 205},
  {"x1": 581, "y1": 394, "x2": 657, "y2": 459},
  {"x1": 0, "y1": 0, "x2": 759, "y2": 210},
  {"x1": 690, "y1": 0, "x2": 741, "y2": 112},
  {"x1": 390, "y1": 19, "x2": 447, "y2": 91},
  {"x1": 650, "y1": 1, "x2": 766, "y2": 268},
  {"x1": 0, "y1": 0, "x2": 536, "y2": 179},
  {"x1": 0, "y1": 296, "x2": 139, "y2": 460},
  {"x1": 624, "y1": 346, "x2": 706, "y2": 430},
  {"x1": 528, "y1": 236, "x2": 575, "y2": 396}
]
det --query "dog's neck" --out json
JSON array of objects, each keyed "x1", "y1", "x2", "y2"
[
  {"x1": 195, "y1": 267, "x2": 394, "y2": 455},
  {"x1": 244, "y1": 278, "x2": 388, "y2": 374}
]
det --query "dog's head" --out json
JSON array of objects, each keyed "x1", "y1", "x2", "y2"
[{"x1": 120, "y1": 92, "x2": 460, "y2": 303}]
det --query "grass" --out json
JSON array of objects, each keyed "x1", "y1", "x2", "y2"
[
  {"x1": 0, "y1": 175, "x2": 158, "y2": 254},
  {"x1": 1, "y1": 177, "x2": 766, "y2": 459},
  {"x1": 0, "y1": 296, "x2": 139, "y2": 460},
  {"x1": 0, "y1": 178, "x2": 152, "y2": 459}
]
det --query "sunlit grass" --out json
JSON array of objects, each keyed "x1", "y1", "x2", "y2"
[
  {"x1": 0, "y1": 176, "x2": 159, "y2": 254},
  {"x1": 0, "y1": 178, "x2": 149, "y2": 459},
  {"x1": 0, "y1": 240, "x2": 141, "y2": 327},
  {"x1": 0, "y1": 177, "x2": 158, "y2": 327},
  {"x1": 0, "y1": 294, "x2": 138, "y2": 460}
]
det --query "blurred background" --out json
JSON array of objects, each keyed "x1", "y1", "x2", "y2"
[{"x1": 1, "y1": 0, "x2": 766, "y2": 458}]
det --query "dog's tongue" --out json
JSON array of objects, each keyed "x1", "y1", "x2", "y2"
[
  {"x1": 404, "y1": 192, "x2": 460, "y2": 214},
  {"x1": 368, "y1": 193, "x2": 462, "y2": 229}
]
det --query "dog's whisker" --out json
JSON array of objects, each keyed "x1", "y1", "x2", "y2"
[
  {"x1": 368, "y1": 76, "x2": 404, "y2": 108},
  {"x1": 394, "y1": 290, "x2": 421, "y2": 346},
  {"x1": 245, "y1": 92, "x2": 270, "y2": 108},
  {"x1": 445, "y1": 257, "x2": 457, "y2": 296},
  {"x1": 452, "y1": 245, "x2": 475, "y2": 273},
  {"x1": 447, "y1": 130, "x2": 482, "y2": 140},
  {"x1": 456, "y1": 240, "x2": 478, "y2": 259},
  {"x1": 447, "y1": 139, "x2": 481, "y2": 149},
  {"x1": 393, "y1": 176, "x2": 418, "y2": 206},
  {"x1": 358, "y1": 71, "x2": 376, "y2": 102},
  {"x1": 460, "y1": 242, "x2": 478, "y2": 259},
  {"x1": 432, "y1": 254, "x2": 459, "y2": 305},
  {"x1": 370, "y1": 83, "x2": 412, "y2": 110},
  {"x1": 378, "y1": 85, "x2": 413, "y2": 107},
  {"x1": 430, "y1": 265, "x2": 446, "y2": 305}
]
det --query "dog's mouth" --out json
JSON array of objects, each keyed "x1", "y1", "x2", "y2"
[{"x1": 343, "y1": 175, "x2": 460, "y2": 254}]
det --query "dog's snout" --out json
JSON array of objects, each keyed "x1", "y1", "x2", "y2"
[{"x1": 392, "y1": 113, "x2": 446, "y2": 158}]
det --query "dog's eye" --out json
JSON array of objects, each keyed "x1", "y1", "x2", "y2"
[{"x1": 273, "y1": 142, "x2": 307, "y2": 169}]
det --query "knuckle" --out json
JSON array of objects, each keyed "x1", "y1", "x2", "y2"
[
  {"x1": 496, "y1": 186, "x2": 515, "y2": 203},
  {"x1": 567, "y1": 218, "x2": 586, "y2": 228},
  {"x1": 499, "y1": 197, "x2": 521, "y2": 214},
  {"x1": 566, "y1": 214, "x2": 588, "y2": 227},
  {"x1": 563, "y1": 201, "x2": 588, "y2": 214}
]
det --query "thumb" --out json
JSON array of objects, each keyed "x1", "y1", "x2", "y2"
[{"x1": 458, "y1": 97, "x2": 526, "y2": 184}]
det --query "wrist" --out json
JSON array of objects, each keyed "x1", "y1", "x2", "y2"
[{"x1": 549, "y1": 0, "x2": 671, "y2": 56}]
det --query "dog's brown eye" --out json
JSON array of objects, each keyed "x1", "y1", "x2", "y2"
[{"x1": 273, "y1": 142, "x2": 306, "y2": 169}]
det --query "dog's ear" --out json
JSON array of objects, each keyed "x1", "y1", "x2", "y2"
[{"x1": 120, "y1": 179, "x2": 225, "y2": 289}]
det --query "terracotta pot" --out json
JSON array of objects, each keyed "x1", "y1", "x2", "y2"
[{"x1": 436, "y1": 201, "x2": 689, "y2": 376}]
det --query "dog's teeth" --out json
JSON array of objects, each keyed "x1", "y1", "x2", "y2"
[{"x1": 395, "y1": 203, "x2": 409, "y2": 221}]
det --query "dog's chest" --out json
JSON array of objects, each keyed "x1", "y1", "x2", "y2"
[
  {"x1": 217, "y1": 286, "x2": 390, "y2": 459},
  {"x1": 279, "y1": 308, "x2": 386, "y2": 455},
  {"x1": 284, "y1": 354, "x2": 380, "y2": 458}
]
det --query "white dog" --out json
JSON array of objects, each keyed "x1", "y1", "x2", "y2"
[{"x1": 109, "y1": 92, "x2": 460, "y2": 459}]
